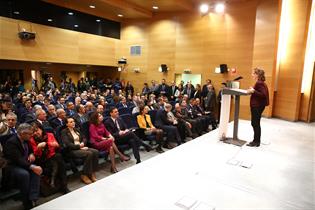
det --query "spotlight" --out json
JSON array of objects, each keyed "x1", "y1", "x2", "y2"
[
  {"x1": 199, "y1": 4, "x2": 209, "y2": 14},
  {"x1": 68, "y1": 12, "x2": 74, "y2": 15},
  {"x1": 89, "y1": 5, "x2": 95, "y2": 9},
  {"x1": 152, "y1": 6, "x2": 159, "y2": 10},
  {"x1": 215, "y1": 3, "x2": 225, "y2": 13},
  {"x1": 118, "y1": 14, "x2": 123, "y2": 17}
]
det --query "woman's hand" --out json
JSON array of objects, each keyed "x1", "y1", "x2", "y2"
[{"x1": 37, "y1": 142, "x2": 46, "y2": 149}]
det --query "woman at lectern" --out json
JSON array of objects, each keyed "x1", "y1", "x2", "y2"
[{"x1": 247, "y1": 68, "x2": 269, "y2": 147}]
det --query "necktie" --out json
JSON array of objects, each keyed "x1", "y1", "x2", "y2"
[{"x1": 10, "y1": 127, "x2": 16, "y2": 134}]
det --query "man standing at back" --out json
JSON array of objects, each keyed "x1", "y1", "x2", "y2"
[{"x1": 4, "y1": 123, "x2": 42, "y2": 210}]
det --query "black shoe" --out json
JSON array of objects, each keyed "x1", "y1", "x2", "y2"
[
  {"x1": 62, "y1": 187, "x2": 71, "y2": 194},
  {"x1": 156, "y1": 147, "x2": 165, "y2": 153},
  {"x1": 143, "y1": 143, "x2": 153, "y2": 152},
  {"x1": 246, "y1": 142, "x2": 259, "y2": 147},
  {"x1": 136, "y1": 160, "x2": 141, "y2": 164}
]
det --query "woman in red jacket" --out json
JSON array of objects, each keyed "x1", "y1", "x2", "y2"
[
  {"x1": 89, "y1": 112, "x2": 130, "y2": 173},
  {"x1": 30, "y1": 122, "x2": 70, "y2": 193},
  {"x1": 247, "y1": 68, "x2": 269, "y2": 147}
]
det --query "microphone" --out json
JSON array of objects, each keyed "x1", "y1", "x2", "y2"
[{"x1": 233, "y1": 76, "x2": 243, "y2": 81}]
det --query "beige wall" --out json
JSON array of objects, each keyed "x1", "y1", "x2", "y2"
[
  {"x1": 118, "y1": 0, "x2": 276, "y2": 119},
  {"x1": 0, "y1": 17, "x2": 119, "y2": 66}
]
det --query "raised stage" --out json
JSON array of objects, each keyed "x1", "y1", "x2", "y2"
[{"x1": 34, "y1": 118, "x2": 315, "y2": 210}]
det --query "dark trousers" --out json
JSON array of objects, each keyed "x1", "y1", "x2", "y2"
[
  {"x1": 160, "y1": 125, "x2": 181, "y2": 145},
  {"x1": 44, "y1": 153, "x2": 67, "y2": 189},
  {"x1": 115, "y1": 131, "x2": 141, "y2": 162},
  {"x1": 71, "y1": 148, "x2": 99, "y2": 175},
  {"x1": 8, "y1": 166, "x2": 40, "y2": 205},
  {"x1": 251, "y1": 106, "x2": 265, "y2": 145}
]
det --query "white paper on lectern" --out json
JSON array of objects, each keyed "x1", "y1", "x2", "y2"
[
  {"x1": 175, "y1": 196, "x2": 198, "y2": 210},
  {"x1": 218, "y1": 94, "x2": 231, "y2": 140}
]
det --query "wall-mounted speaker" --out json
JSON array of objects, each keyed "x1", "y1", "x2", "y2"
[{"x1": 220, "y1": 64, "x2": 228, "y2": 73}]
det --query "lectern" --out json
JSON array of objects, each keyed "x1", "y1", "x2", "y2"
[{"x1": 218, "y1": 88, "x2": 249, "y2": 146}]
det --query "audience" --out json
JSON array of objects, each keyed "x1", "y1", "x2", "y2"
[
  {"x1": 0, "y1": 76, "x2": 220, "y2": 209},
  {"x1": 29, "y1": 122, "x2": 70, "y2": 194},
  {"x1": 89, "y1": 112, "x2": 130, "y2": 173},
  {"x1": 4, "y1": 123, "x2": 42, "y2": 210},
  {"x1": 137, "y1": 106, "x2": 164, "y2": 153},
  {"x1": 61, "y1": 117, "x2": 99, "y2": 185}
]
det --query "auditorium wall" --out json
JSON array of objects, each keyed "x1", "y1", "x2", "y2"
[
  {"x1": 0, "y1": 17, "x2": 119, "y2": 66},
  {"x1": 118, "y1": 0, "x2": 278, "y2": 119}
]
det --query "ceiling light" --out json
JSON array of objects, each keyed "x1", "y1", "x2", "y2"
[
  {"x1": 74, "y1": 24, "x2": 79, "y2": 27},
  {"x1": 13, "y1": 11, "x2": 20, "y2": 15},
  {"x1": 118, "y1": 14, "x2": 123, "y2": 17},
  {"x1": 96, "y1": 19, "x2": 101, "y2": 22},
  {"x1": 199, "y1": 4, "x2": 209, "y2": 14},
  {"x1": 47, "y1": 19, "x2": 53, "y2": 22},
  {"x1": 152, "y1": 6, "x2": 159, "y2": 10},
  {"x1": 89, "y1": 5, "x2": 95, "y2": 9},
  {"x1": 215, "y1": 3, "x2": 225, "y2": 13},
  {"x1": 68, "y1": 12, "x2": 74, "y2": 15}
]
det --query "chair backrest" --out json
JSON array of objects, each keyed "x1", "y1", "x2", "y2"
[
  {"x1": 148, "y1": 109, "x2": 157, "y2": 124},
  {"x1": 81, "y1": 121, "x2": 90, "y2": 143},
  {"x1": 118, "y1": 107, "x2": 131, "y2": 115},
  {"x1": 0, "y1": 134, "x2": 15, "y2": 147},
  {"x1": 120, "y1": 114, "x2": 133, "y2": 129},
  {"x1": 55, "y1": 125, "x2": 67, "y2": 149}
]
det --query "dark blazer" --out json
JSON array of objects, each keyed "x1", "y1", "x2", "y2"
[
  {"x1": 193, "y1": 90, "x2": 201, "y2": 99},
  {"x1": 50, "y1": 117, "x2": 65, "y2": 129},
  {"x1": 157, "y1": 84, "x2": 170, "y2": 97},
  {"x1": 4, "y1": 135, "x2": 33, "y2": 170},
  {"x1": 60, "y1": 127, "x2": 84, "y2": 151},
  {"x1": 104, "y1": 118, "x2": 128, "y2": 139},
  {"x1": 169, "y1": 85, "x2": 178, "y2": 100},
  {"x1": 155, "y1": 109, "x2": 172, "y2": 127},
  {"x1": 183, "y1": 87, "x2": 195, "y2": 99}
]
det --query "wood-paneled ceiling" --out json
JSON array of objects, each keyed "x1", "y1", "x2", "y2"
[{"x1": 42, "y1": 0, "x2": 255, "y2": 21}]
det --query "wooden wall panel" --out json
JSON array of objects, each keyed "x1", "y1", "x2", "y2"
[
  {"x1": 119, "y1": 0, "x2": 262, "y2": 119},
  {"x1": 0, "y1": 17, "x2": 117, "y2": 66},
  {"x1": 273, "y1": 0, "x2": 311, "y2": 121},
  {"x1": 252, "y1": 0, "x2": 279, "y2": 118}
]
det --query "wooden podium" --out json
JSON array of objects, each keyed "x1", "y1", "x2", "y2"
[{"x1": 219, "y1": 88, "x2": 249, "y2": 146}]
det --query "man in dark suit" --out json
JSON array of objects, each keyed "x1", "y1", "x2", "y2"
[
  {"x1": 157, "y1": 79, "x2": 170, "y2": 98},
  {"x1": 105, "y1": 107, "x2": 150, "y2": 164},
  {"x1": 35, "y1": 109, "x2": 53, "y2": 132},
  {"x1": 155, "y1": 103, "x2": 181, "y2": 148},
  {"x1": 50, "y1": 108, "x2": 66, "y2": 129},
  {"x1": 117, "y1": 96, "x2": 130, "y2": 109},
  {"x1": 4, "y1": 123, "x2": 42, "y2": 210},
  {"x1": 169, "y1": 81, "x2": 178, "y2": 101},
  {"x1": 183, "y1": 82, "x2": 195, "y2": 99}
]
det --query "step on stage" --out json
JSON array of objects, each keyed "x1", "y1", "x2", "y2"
[{"x1": 34, "y1": 118, "x2": 315, "y2": 210}]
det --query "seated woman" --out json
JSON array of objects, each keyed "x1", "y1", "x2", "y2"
[
  {"x1": 137, "y1": 105, "x2": 164, "y2": 153},
  {"x1": 89, "y1": 112, "x2": 130, "y2": 173},
  {"x1": 29, "y1": 122, "x2": 70, "y2": 194},
  {"x1": 61, "y1": 117, "x2": 99, "y2": 185}
]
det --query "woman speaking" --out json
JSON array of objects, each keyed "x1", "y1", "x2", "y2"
[{"x1": 247, "y1": 68, "x2": 269, "y2": 147}]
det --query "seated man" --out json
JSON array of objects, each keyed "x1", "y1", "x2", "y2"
[
  {"x1": 4, "y1": 123, "x2": 43, "y2": 210},
  {"x1": 50, "y1": 108, "x2": 66, "y2": 129},
  {"x1": 35, "y1": 108, "x2": 53, "y2": 132},
  {"x1": 155, "y1": 103, "x2": 181, "y2": 148},
  {"x1": 105, "y1": 107, "x2": 152, "y2": 164}
]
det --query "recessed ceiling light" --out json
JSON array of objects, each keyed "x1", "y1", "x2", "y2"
[
  {"x1": 47, "y1": 19, "x2": 53, "y2": 22},
  {"x1": 117, "y1": 14, "x2": 123, "y2": 17},
  {"x1": 215, "y1": 3, "x2": 225, "y2": 13},
  {"x1": 89, "y1": 5, "x2": 95, "y2": 9},
  {"x1": 199, "y1": 4, "x2": 209, "y2": 14},
  {"x1": 13, "y1": 11, "x2": 20, "y2": 15},
  {"x1": 96, "y1": 19, "x2": 101, "y2": 22},
  {"x1": 68, "y1": 12, "x2": 74, "y2": 15},
  {"x1": 152, "y1": 6, "x2": 159, "y2": 10},
  {"x1": 74, "y1": 24, "x2": 79, "y2": 27}
]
